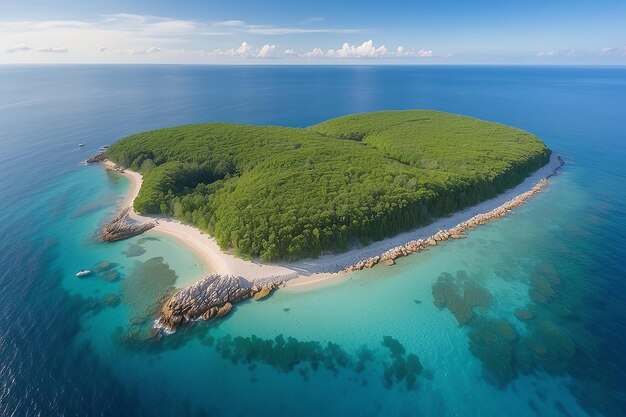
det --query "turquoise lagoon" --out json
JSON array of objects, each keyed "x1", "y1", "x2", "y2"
[{"x1": 0, "y1": 66, "x2": 624, "y2": 416}]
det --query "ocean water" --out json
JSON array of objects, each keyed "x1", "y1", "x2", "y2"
[{"x1": 0, "y1": 65, "x2": 625, "y2": 417}]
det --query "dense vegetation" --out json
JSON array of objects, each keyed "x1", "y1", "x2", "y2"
[{"x1": 107, "y1": 110, "x2": 550, "y2": 261}]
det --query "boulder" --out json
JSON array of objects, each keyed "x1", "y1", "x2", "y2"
[
  {"x1": 216, "y1": 302, "x2": 233, "y2": 317},
  {"x1": 253, "y1": 287, "x2": 271, "y2": 301}
]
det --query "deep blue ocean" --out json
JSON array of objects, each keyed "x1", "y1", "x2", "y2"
[{"x1": 0, "y1": 65, "x2": 625, "y2": 417}]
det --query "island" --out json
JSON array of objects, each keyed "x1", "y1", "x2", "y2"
[{"x1": 94, "y1": 110, "x2": 562, "y2": 332}]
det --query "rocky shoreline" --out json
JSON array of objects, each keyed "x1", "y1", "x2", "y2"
[
  {"x1": 86, "y1": 151, "x2": 107, "y2": 164},
  {"x1": 345, "y1": 156, "x2": 564, "y2": 272},
  {"x1": 86, "y1": 152, "x2": 156, "y2": 242},
  {"x1": 156, "y1": 274, "x2": 282, "y2": 333},
  {"x1": 155, "y1": 157, "x2": 563, "y2": 333},
  {"x1": 87, "y1": 150, "x2": 563, "y2": 332},
  {"x1": 100, "y1": 207, "x2": 156, "y2": 242}
]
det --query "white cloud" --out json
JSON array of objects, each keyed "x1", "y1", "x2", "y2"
[
  {"x1": 214, "y1": 19, "x2": 359, "y2": 35},
  {"x1": 417, "y1": 49, "x2": 433, "y2": 57},
  {"x1": 1, "y1": 20, "x2": 90, "y2": 31},
  {"x1": 302, "y1": 41, "x2": 444, "y2": 60},
  {"x1": 0, "y1": 14, "x2": 215, "y2": 63},
  {"x1": 6, "y1": 44, "x2": 31, "y2": 53},
  {"x1": 0, "y1": 15, "x2": 448, "y2": 63},
  {"x1": 233, "y1": 41, "x2": 253, "y2": 56},
  {"x1": 130, "y1": 46, "x2": 162, "y2": 55},
  {"x1": 395, "y1": 46, "x2": 436, "y2": 57},
  {"x1": 300, "y1": 17, "x2": 325, "y2": 24},
  {"x1": 39, "y1": 47, "x2": 68, "y2": 53},
  {"x1": 537, "y1": 48, "x2": 586, "y2": 58},
  {"x1": 101, "y1": 13, "x2": 198, "y2": 33},
  {"x1": 327, "y1": 40, "x2": 387, "y2": 58},
  {"x1": 208, "y1": 41, "x2": 255, "y2": 58},
  {"x1": 304, "y1": 47, "x2": 325, "y2": 58},
  {"x1": 210, "y1": 42, "x2": 278, "y2": 58},
  {"x1": 219, "y1": 20, "x2": 246, "y2": 27},
  {"x1": 257, "y1": 44, "x2": 276, "y2": 58},
  {"x1": 600, "y1": 46, "x2": 626, "y2": 55},
  {"x1": 102, "y1": 13, "x2": 146, "y2": 24}
]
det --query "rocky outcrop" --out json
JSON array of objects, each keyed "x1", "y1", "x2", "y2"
[
  {"x1": 156, "y1": 274, "x2": 282, "y2": 333},
  {"x1": 86, "y1": 151, "x2": 107, "y2": 164},
  {"x1": 253, "y1": 286, "x2": 271, "y2": 300},
  {"x1": 100, "y1": 207, "x2": 155, "y2": 242},
  {"x1": 345, "y1": 174, "x2": 559, "y2": 272}
]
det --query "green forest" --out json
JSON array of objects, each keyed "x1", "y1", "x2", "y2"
[{"x1": 106, "y1": 110, "x2": 550, "y2": 261}]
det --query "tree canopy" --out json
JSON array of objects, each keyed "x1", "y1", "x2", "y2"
[{"x1": 107, "y1": 110, "x2": 550, "y2": 261}]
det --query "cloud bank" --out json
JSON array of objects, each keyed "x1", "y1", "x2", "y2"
[
  {"x1": 302, "y1": 40, "x2": 447, "y2": 59},
  {"x1": 2, "y1": 12, "x2": 616, "y2": 64}
]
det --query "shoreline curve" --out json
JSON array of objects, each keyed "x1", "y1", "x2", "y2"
[{"x1": 100, "y1": 153, "x2": 564, "y2": 290}]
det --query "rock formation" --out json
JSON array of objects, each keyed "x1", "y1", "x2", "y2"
[
  {"x1": 86, "y1": 151, "x2": 106, "y2": 164},
  {"x1": 100, "y1": 207, "x2": 155, "y2": 242},
  {"x1": 344, "y1": 173, "x2": 560, "y2": 272},
  {"x1": 156, "y1": 274, "x2": 282, "y2": 333},
  {"x1": 253, "y1": 287, "x2": 271, "y2": 300}
]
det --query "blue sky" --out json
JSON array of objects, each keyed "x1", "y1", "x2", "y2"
[{"x1": 1, "y1": 0, "x2": 625, "y2": 64}]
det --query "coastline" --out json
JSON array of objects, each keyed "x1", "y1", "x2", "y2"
[{"x1": 102, "y1": 153, "x2": 563, "y2": 289}]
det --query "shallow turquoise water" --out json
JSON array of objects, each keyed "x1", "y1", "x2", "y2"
[{"x1": 0, "y1": 66, "x2": 624, "y2": 416}]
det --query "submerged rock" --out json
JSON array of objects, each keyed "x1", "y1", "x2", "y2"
[
  {"x1": 94, "y1": 261, "x2": 113, "y2": 272},
  {"x1": 102, "y1": 270, "x2": 120, "y2": 282},
  {"x1": 514, "y1": 308, "x2": 535, "y2": 321},
  {"x1": 468, "y1": 317, "x2": 518, "y2": 387},
  {"x1": 432, "y1": 271, "x2": 492, "y2": 325},
  {"x1": 102, "y1": 294, "x2": 120, "y2": 307},
  {"x1": 529, "y1": 262, "x2": 561, "y2": 304},
  {"x1": 123, "y1": 243, "x2": 146, "y2": 258},
  {"x1": 130, "y1": 316, "x2": 148, "y2": 325},
  {"x1": 527, "y1": 320, "x2": 575, "y2": 373},
  {"x1": 381, "y1": 336, "x2": 423, "y2": 390}
]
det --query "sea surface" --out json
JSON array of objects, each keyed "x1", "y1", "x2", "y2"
[{"x1": 0, "y1": 65, "x2": 625, "y2": 417}]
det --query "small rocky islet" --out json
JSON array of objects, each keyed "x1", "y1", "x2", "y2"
[
  {"x1": 156, "y1": 274, "x2": 281, "y2": 333},
  {"x1": 99, "y1": 207, "x2": 155, "y2": 242}
]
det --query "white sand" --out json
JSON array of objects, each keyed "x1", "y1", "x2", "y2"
[{"x1": 102, "y1": 153, "x2": 562, "y2": 288}]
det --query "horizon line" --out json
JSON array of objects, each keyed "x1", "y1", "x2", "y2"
[{"x1": 2, "y1": 62, "x2": 626, "y2": 68}]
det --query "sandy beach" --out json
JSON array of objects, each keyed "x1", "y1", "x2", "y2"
[{"x1": 103, "y1": 153, "x2": 562, "y2": 288}]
